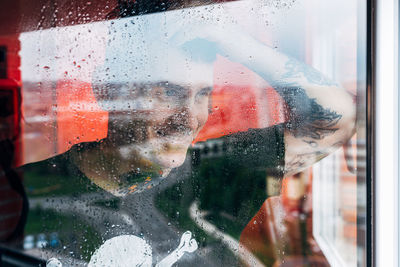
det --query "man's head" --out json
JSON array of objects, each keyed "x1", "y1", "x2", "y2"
[{"x1": 92, "y1": 16, "x2": 214, "y2": 171}]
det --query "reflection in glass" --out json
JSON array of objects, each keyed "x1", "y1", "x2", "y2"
[{"x1": 0, "y1": 0, "x2": 367, "y2": 266}]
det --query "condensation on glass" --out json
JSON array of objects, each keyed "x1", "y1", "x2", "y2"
[{"x1": 0, "y1": 0, "x2": 368, "y2": 266}]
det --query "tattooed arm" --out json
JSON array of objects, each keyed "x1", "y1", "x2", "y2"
[
  {"x1": 265, "y1": 56, "x2": 355, "y2": 176},
  {"x1": 174, "y1": 26, "x2": 356, "y2": 175},
  {"x1": 214, "y1": 33, "x2": 356, "y2": 176}
]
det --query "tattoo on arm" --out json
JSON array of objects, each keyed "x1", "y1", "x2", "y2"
[
  {"x1": 275, "y1": 85, "x2": 342, "y2": 139},
  {"x1": 273, "y1": 58, "x2": 342, "y2": 140},
  {"x1": 281, "y1": 57, "x2": 339, "y2": 86},
  {"x1": 285, "y1": 150, "x2": 325, "y2": 174}
]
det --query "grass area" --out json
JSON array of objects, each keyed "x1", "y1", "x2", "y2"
[
  {"x1": 25, "y1": 206, "x2": 102, "y2": 261},
  {"x1": 22, "y1": 159, "x2": 158, "y2": 198},
  {"x1": 23, "y1": 171, "x2": 94, "y2": 198},
  {"x1": 204, "y1": 213, "x2": 244, "y2": 240},
  {"x1": 21, "y1": 156, "x2": 100, "y2": 198}
]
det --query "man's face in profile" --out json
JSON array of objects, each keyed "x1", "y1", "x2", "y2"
[{"x1": 94, "y1": 52, "x2": 214, "y2": 172}]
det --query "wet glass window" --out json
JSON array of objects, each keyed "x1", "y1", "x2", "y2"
[{"x1": 0, "y1": 0, "x2": 368, "y2": 266}]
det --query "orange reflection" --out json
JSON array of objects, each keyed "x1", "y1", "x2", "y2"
[{"x1": 56, "y1": 80, "x2": 108, "y2": 154}]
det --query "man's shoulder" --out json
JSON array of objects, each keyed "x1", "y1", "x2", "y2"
[
  {"x1": 18, "y1": 141, "x2": 103, "y2": 197},
  {"x1": 18, "y1": 152, "x2": 69, "y2": 174},
  {"x1": 20, "y1": 141, "x2": 100, "y2": 172}
]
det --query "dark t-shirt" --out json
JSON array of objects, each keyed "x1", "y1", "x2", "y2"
[{"x1": 17, "y1": 124, "x2": 285, "y2": 266}]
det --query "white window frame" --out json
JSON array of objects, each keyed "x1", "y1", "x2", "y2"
[{"x1": 376, "y1": 0, "x2": 399, "y2": 266}]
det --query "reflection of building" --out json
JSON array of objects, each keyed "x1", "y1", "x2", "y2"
[{"x1": 191, "y1": 139, "x2": 226, "y2": 165}]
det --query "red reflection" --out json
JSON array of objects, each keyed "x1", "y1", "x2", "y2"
[{"x1": 56, "y1": 80, "x2": 108, "y2": 154}]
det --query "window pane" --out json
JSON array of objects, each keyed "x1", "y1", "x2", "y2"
[{"x1": 0, "y1": 0, "x2": 368, "y2": 266}]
